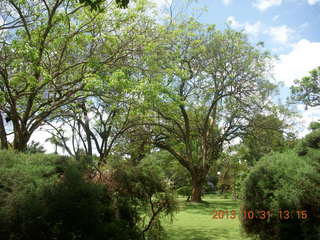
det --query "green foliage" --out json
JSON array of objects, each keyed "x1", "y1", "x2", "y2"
[
  {"x1": 137, "y1": 18, "x2": 278, "y2": 201},
  {"x1": 233, "y1": 168, "x2": 249, "y2": 200},
  {"x1": 240, "y1": 127, "x2": 320, "y2": 240},
  {"x1": 0, "y1": 151, "x2": 142, "y2": 240},
  {"x1": 0, "y1": 150, "x2": 63, "y2": 199},
  {"x1": 0, "y1": 150, "x2": 65, "y2": 238},
  {"x1": 241, "y1": 114, "x2": 286, "y2": 165},
  {"x1": 0, "y1": 0, "x2": 153, "y2": 151},
  {"x1": 291, "y1": 66, "x2": 320, "y2": 107},
  {"x1": 79, "y1": 0, "x2": 130, "y2": 11},
  {"x1": 79, "y1": 0, "x2": 104, "y2": 11},
  {"x1": 115, "y1": 0, "x2": 130, "y2": 8},
  {"x1": 214, "y1": 148, "x2": 250, "y2": 199},
  {"x1": 140, "y1": 151, "x2": 191, "y2": 190},
  {"x1": 107, "y1": 162, "x2": 178, "y2": 239},
  {"x1": 176, "y1": 186, "x2": 192, "y2": 198},
  {"x1": 297, "y1": 122, "x2": 320, "y2": 156},
  {"x1": 309, "y1": 121, "x2": 320, "y2": 130}
]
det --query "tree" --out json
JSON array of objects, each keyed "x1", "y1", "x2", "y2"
[
  {"x1": 291, "y1": 66, "x2": 320, "y2": 108},
  {"x1": 46, "y1": 97, "x2": 138, "y2": 162},
  {"x1": 42, "y1": 1, "x2": 160, "y2": 163},
  {"x1": 45, "y1": 135, "x2": 68, "y2": 154},
  {"x1": 216, "y1": 148, "x2": 249, "y2": 199},
  {"x1": 0, "y1": 113, "x2": 9, "y2": 149},
  {"x1": 0, "y1": 0, "x2": 149, "y2": 151},
  {"x1": 241, "y1": 114, "x2": 286, "y2": 165},
  {"x1": 140, "y1": 20, "x2": 275, "y2": 202}
]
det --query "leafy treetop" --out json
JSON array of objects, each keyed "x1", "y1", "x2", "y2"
[{"x1": 291, "y1": 66, "x2": 320, "y2": 108}]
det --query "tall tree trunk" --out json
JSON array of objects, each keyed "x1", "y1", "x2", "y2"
[
  {"x1": 0, "y1": 112, "x2": 8, "y2": 149},
  {"x1": 13, "y1": 138, "x2": 28, "y2": 152},
  {"x1": 191, "y1": 183, "x2": 203, "y2": 202},
  {"x1": 13, "y1": 131, "x2": 30, "y2": 152},
  {"x1": 190, "y1": 173, "x2": 206, "y2": 202},
  {"x1": 82, "y1": 104, "x2": 92, "y2": 156}
]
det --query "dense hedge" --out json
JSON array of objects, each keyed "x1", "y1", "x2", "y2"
[
  {"x1": 0, "y1": 150, "x2": 64, "y2": 208},
  {"x1": 0, "y1": 151, "x2": 141, "y2": 240},
  {"x1": 240, "y1": 129, "x2": 320, "y2": 240}
]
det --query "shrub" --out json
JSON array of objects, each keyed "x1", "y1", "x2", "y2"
[
  {"x1": 0, "y1": 151, "x2": 142, "y2": 240},
  {"x1": 240, "y1": 130, "x2": 320, "y2": 240},
  {"x1": 101, "y1": 164, "x2": 178, "y2": 240},
  {"x1": 0, "y1": 150, "x2": 64, "y2": 207}
]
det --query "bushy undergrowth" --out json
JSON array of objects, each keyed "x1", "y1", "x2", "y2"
[
  {"x1": 241, "y1": 128, "x2": 320, "y2": 240},
  {"x1": 0, "y1": 150, "x2": 177, "y2": 240},
  {"x1": 0, "y1": 151, "x2": 142, "y2": 240},
  {"x1": 0, "y1": 150, "x2": 64, "y2": 208},
  {"x1": 96, "y1": 162, "x2": 178, "y2": 240}
]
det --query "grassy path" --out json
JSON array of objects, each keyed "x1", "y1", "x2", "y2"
[{"x1": 163, "y1": 195, "x2": 253, "y2": 240}]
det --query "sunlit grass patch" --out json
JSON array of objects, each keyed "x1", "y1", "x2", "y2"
[{"x1": 163, "y1": 194, "x2": 253, "y2": 240}]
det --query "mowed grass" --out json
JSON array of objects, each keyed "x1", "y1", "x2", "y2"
[{"x1": 163, "y1": 194, "x2": 253, "y2": 240}]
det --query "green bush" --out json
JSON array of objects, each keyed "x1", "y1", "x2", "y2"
[
  {"x1": 297, "y1": 129, "x2": 320, "y2": 156},
  {"x1": 176, "y1": 186, "x2": 192, "y2": 198},
  {"x1": 107, "y1": 163, "x2": 178, "y2": 240},
  {"x1": 0, "y1": 150, "x2": 64, "y2": 207},
  {"x1": 240, "y1": 129, "x2": 320, "y2": 240},
  {"x1": 0, "y1": 151, "x2": 142, "y2": 240},
  {"x1": 0, "y1": 150, "x2": 178, "y2": 240}
]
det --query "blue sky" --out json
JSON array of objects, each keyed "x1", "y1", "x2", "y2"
[{"x1": 194, "y1": 0, "x2": 320, "y2": 54}]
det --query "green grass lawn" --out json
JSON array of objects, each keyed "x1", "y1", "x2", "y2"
[{"x1": 163, "y1": 194, "x2": 253, "y2": 240}]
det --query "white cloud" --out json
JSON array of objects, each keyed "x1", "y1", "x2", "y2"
[
  {"x1": 253, "y1": 0, "x2": 319, "y2": 10},
  {"x1": 143, "y1": 0, "x2": 173, "y2": 21},
  {"x1": 227, "y1": 16, "x2": 262, "y2": 36},
  {"x1": 227, "y1": 16, "x2": 241, "y2": 28},
  {"x1": 244, "y1": 21, "x2": 262, "y2": 35},
  {"x1": 296, "y1": 104, "x2": 320, "y2": 137},
  {"x1": 222, "y1": 0, "x2": 232, "y2": 5},
  {"x1": 253, "y1": 0, "x2": 282, "y2": 11},
  {"x1": 273, "y1": 39, "x2": 320, "y2": 86},
  {"x1": 307, "y1": 0, "x2": 319, "y2": 5},
  {"x1": 266, "y1": 25, "x2": 294, "y2": 44}
]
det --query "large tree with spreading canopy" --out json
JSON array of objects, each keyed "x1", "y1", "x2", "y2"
[
  {"x1": 0, "y1": 0, "x2": 150, "y2": 151},
  {"x1": 138, "y1": 20, "x2": 276, "y2": 202}
]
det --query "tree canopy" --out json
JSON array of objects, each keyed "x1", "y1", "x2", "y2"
[
  {"x1": 1, "y1": 0, "x2": 282, "y2": 203},
  {"x1": 0, "y1": 0, "x2": 151, "y2": 151},
  {"x1": 291, "y1": 66, "x2": 320, "y2": 108},
  {"x1": 241, "y1": 113, "x2": 286, "y2": 165},
  {"x1": 134, "y1": 20, "x2": 276, "y2": 201}
]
